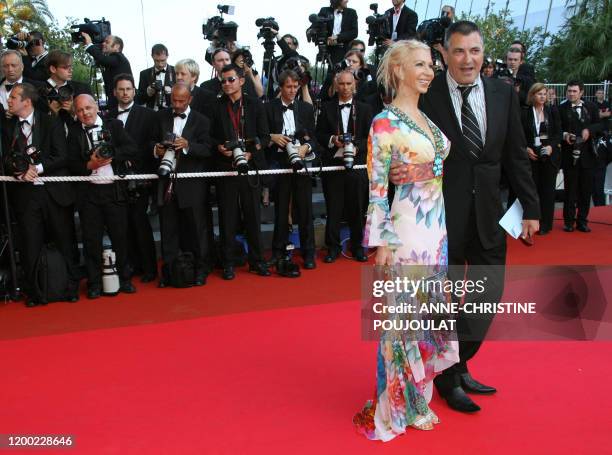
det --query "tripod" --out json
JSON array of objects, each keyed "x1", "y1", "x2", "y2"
[
  {"x1": 261, "y1": 38, "x2": 277, "y2": 100},
  {"x1": 312, "y1": 41, "x2": 333, "y2": 124}
]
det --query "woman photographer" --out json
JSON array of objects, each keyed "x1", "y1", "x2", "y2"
[
  {"x1": 521, "y1": 82, "x2": 562, "y2": 234},
  {"x1": 232, "y1": 48, "x2": 264, "y2": 98},
  {"x1": 321, "y1": 49, "x2": 373, "y2": 102}
]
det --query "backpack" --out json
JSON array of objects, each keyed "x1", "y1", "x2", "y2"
[
  {"x1": 34, "y1": 244, "x2": 69, "y2": 302},
  {"x1": 169, "y1": 252, "x2": 195, "y2": 288}
]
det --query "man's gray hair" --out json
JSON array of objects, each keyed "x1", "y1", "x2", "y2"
[{"x1": 443, "y1": 20, "x2": 484, "y2": 50}]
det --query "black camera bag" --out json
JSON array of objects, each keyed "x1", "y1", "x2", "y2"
[
  {"x1": 34, "y1": 244, "x2": 70, "y2": 302},
  {"x1": 169, "y1": 252, "x2": 195, "y2": 288}
]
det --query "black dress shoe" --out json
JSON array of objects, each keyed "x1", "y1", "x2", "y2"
[
  {"x1": 119, "y1": 281, "x2": 136, "y2": 294},
  {"x1": 66, "y1": 293, "x2": 80, "y2": 303},
  {"x1": 140, "y1": 272, "x2": 157, "y2": 283},
  {"x1": 576, "y1": 224, "x2": 591, "y2": 233},
  {"x1": 222, "y1": 267, "x2": 235, "y2": 280},
  {"x1": 442, "y1": 387, "x2": 481, "y2": 413},
  {"x1": 460, "y1": 373, "x2": 497, "y2": 394},
  {"x1": 303, "y1": 257, "x2": 316, "y2": 269},
  {"x1": 324, "y1": 250, "x2": 339, "y2": 263},
  {"x1": 25, "y1": 299, "x2": 39, "y2": 308},
  {"x1": 87, "y1": 287, "x2": 102, "y2": 299},
  {"x1": 352, "y1": 250, "x2": 368, "y2": 262},
  {"x1": 563, "y1": 224, "x2": 575, "y2": 232},
  {"x1": 249, "y1": 263, "x2": 271, "y2": 277},
  {"x1": 266, "y1": 254, "x2": 282, "y2": 268},
  {"x1": 194, "y1": 272, "x2": 207, "y2": 286},
  {"x1": 537, "y1": 228, "x2": 549, "y2": 235},
  {"x1": 276, "y1": 259, "x2": 301, "y2": 278}
]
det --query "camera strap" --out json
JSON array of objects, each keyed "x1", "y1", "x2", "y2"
[
  {"x1": 226, "y1": 98, "x2": 244, "y2": 140},
  {"x1": 336, "y1": 102, "x2": 356, "y2": 136}
]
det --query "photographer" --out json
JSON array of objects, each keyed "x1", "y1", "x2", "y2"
[
  {"x1": 110, "y1": 74, "x2": 158, "y2": 283},
  {"x1": 318, "y1": 0, "x2": 358, "y2": 65},
  {"x1": 210, "y1": 64, "x2": 271, "y2": 280},
  {"x1": 383, "y1": 0, "x2": 418, "y2": 46},
  {"x1": 0, "y1": 50, "x2": 42, "y2": 117},
  {"x1": 232, "y1": 48, "x2": 264, "y2": 98},
  {"x1": 137, "y1": 44, "x2": 175, "y2": 111},
  {"x1": 173, "y1": 58, "x2": 216, "y2": 117},
  {"x1": 66, "y1": 94, "x2": 138, "y2": 298},
  {"x1": 265, "y1": 70, "x2": 319, "y2": 273},
  {"x1": 2, "y1": 83, "x2": 80, "y2": 306},
  {"x1": 43, "y1": 50, "x2": 92, "y2": 119},
  {"x1": 81, "y1": 33, "x2": 132, "y2": 108},
  {"x1": 315, "y1": 70, "x2": 372, "y2": 263},
  {"x1": 153, "y1": 83, "x2": 212, "y2": 288},
  {"x1": 520, "y1": 83, "x2": 562, "y2": 235},
  {"x1": 11, "y1": 31, "x2": 49, "y2": 82},
  {"x1": 593, "y1": 87, "x2": 610, "y2": 206},
  {"x1": 505, "y1": 46, "x2": 534, "y2": 106},
  {"x1": 200, "y1": 48, "x2": 258, "y2": 99},
  {"x1": 321, "y1": 50, "x2": 373, "y2": 102},
  {"x1": 559, "y1": 81, "x2": 600, "y2": 232}
]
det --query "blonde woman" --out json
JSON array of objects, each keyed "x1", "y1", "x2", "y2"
[{"x1": 353, "y1": 40, "x2": 459, "y2": 441}]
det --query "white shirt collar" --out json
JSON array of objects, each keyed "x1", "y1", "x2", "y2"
[
  {"x1": 339, "y1": 98, "x2": 353, "y2": 105},
  {"x1": 19, "y1": 111, "x2": 34, "y2": 124},
  {"x1": 4, "y1": 76, "x2": 23, "y2": 86},
  {"x1": 82, "y1": 114, "x2": 103, "y2": 130},
  {"x1": 174, "y1": 106, "x2": 191, "y2": 118},
  {"x1": 47, "y1": 78, "x2": 67, "y2": 89},
  {"x1": 281, "y1": 98, "x2": 295, "y2": 107},
  {"x1": 118, "y1": 101, "x2": 135, "y2": 112},
  {"x1": 34, "y1": 50, "x2": 48, "y2": 62},
  {"x1": 446, "y1": 71, "x2": 483, "y2": 93}
]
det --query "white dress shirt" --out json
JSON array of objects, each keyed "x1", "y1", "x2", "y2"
[
  {"x1": 85, "y1": 115, "x2": 114, "y2": 184},
  {"x1": 330, "y1": 99, "x2": 353, "y2": 156},
  {"x1": 117, "y1": 101, "x2": 134, "y2": 126},
  {"x1": 333, "y1": 9, "x2": 343, "y2": 36},
  {"x1": 446, "y1": 71, "x2": 487, "y2": 143},
  {"x1": 392, "y1": 7, "x2": 402, "y2": 40},
  {"x1": 281, "y1": 100, "x2": 296, "y2": 137}
]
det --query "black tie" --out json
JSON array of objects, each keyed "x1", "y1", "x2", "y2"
[
  {"x1": 118, "y1": 108, "x2": 131, "y2": 115},
  {"x1": 173, "y1": 112, "x2": 186, "y2": 119},
  {"x1": 5, "y1": 83, "x2": 14, "y2": 92},
  {"x1": 458, "y1": 85, "x2": 483, "y2": 158},
  {"x1": 340, "y1": 103, "x2": 352, "y2": 110},
  {"x1": 282, "y1": 103, "x2": 294, "y2": 112},
  {"x1": 155, "y1": 69, "x2": 166, "y2": 76}
]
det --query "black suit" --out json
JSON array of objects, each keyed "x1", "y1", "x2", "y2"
[
  {"x1": 385, "y1": 4, "x2": 418, "y2": 41},
  {"x1": 520, "y1": 105, "x2": 562, "y2": 231},
  {"x1": 109, "y1": 104, "x2": 158, "y2": 277},
  {"x1": 210, "y1": 95, "x2": 270, "y2": 267},
  {"x1": 419, "y1": 73, "x2": 539, "y2": 394},
  {"x1": 137, "y1": 65, "x2": 175, "y2": 110},
  {"x1": 0, "y1": 77, "x2": 44, "y2": 117},
  {"x1": 85, "y1": 45, "x2": 132, "y2": 108},
  {"x1": 154, "y1": 108, "x2": 212, "y2": 276},
  {"x1": 558, "y1": 100, "x2": 600, "y2": 227},
  {"x1": 318, "y1": 7, "x2": 358, "y2": 64},
  {"x1": 316, "y1": 99, "x2": 372, "y2": 256},
  {"x1": 200, "y1": 77, "x2": 258, "y2": 100},
  {"x1": 66, "y1": 118, "x2": 138, "y2": 290},
  {"x1": 265, "y1": 98, "x2": 318, "y2": 259},
  {"x1": 190, "y1": 85, "x2": 218, "y2": 118},
  {"x1": 2, "y1": 111, "x2": 79, "y2": 302},
  {"x1": 23, "y1": 53, "x2": 50, "y2": 82}
]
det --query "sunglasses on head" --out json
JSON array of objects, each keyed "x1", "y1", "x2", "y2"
[{"x1": 221, "y1": 76, "x2": 238, "y2": 84}]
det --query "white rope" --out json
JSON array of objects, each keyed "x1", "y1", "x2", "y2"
[{"x1": 0, "y1": 165, "x2": 367, "y2": 183}]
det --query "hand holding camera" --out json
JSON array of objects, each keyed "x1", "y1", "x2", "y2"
[
  {"x1": 87, "y1": 152, "x2": 112, "y2": 170},
  {"x1": 271, "y1": 133, "x2": 291, "y2": 148},
  {"x1": 81, "y1": 32, "x2": 93, "y2": 45}
]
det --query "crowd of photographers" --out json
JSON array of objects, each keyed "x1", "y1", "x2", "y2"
[{"x1": 0, "y1": 0, "x2": 609, "y2": 307}]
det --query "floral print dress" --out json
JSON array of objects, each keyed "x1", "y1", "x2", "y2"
[{"x1": 354, "y1": 106, "x2": 459, "y2": 441}]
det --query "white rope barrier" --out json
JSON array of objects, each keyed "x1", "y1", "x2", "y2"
[{"x1": 0, "y1": 164, "x2": 367, "y2": 183}]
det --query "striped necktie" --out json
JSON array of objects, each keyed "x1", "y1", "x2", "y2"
[{"x1": 458, "y1": 85, "x2": 483, "y2": 158}]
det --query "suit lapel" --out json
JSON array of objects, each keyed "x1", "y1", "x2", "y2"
[
  {"x1": 482, "y1": 77, "x2": 499, "y2": 154},
  {"x1": 32, "y1": 111, "x2": 41, "y2": 149}
]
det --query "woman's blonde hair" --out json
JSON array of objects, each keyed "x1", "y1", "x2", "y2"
[
  {"x1": 376, "y1": 39, "x2": 431, "y2": 98},
  {"x1": 526, "y1": 82, "x2": 547, "y2": 106}
]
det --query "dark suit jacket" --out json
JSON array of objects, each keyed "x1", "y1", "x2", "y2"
[
  {"x1": 200, "y1": 76, "x2": 258, "y2": 100},
  {"x1": 558, "y1": 100, "x2": 600, "y2": 169},
  {"x1": 315, "y1": 99, "x2": 372, "y2": 166},
  {"x1": 154, "y1": 108, "x2": 212, "y2": 208},
  {"x1": 210, "y1": 95, "x2": 270, "y2": 171},
  {"x1": 85, "y1": 46, "x2": 132, "y2": 105},
  {"x1": 0, "y1": 77, "x2": 45, "y2": 117},
  {"x1": 137, "y1": 65, "x2": 176, "y2": 109},
  {"x1": 265, "y1": 98, "x2": 318, "y2": 168},
  {"x1": 109, "y1": 104, "x2": 158, "y2": 173},
  {"x1": 2, "y1": 110, "x2": 74, "y2": 208},
  {"x1": 385, "y1": 5, "x2": 418, "y2": 40},
  {"x1": 318, "y1": 7, "x2": 358, "y2": 46},
  {"x1": 23, "y1": 54, "x2": 50, "y2": 82},
  {"x1": 190, "y1": 86, "x2": 218, "y2": 119},
  {"x1": 66, "y1": 117, "x2": 138, "y2": 203},
  {"x1": 39, "y1": 80, "x2": 92, "y2": 115},
  {"x1": 520, "y1": 104, "x2": 562, "y2": 168},
  {"x1": 419, "y1": 72, "x2": 540, "y2": 251}
]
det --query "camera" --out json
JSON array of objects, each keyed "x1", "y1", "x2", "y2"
[
  {"x1": 255, "y1": 17, "x2": 279, "y2": 41},
  {"x1": 535, "y1": 121, "x2": 549, "y2": 160},
  {"x1": 202, "y1": 5, "x2": 238, "y2": 47},
  {"x1": 281, "y1": 57, "x2": 311, "y2": 86},
  {"x1": 491, "y1": 59, "x2": 512, "y2": 78},
  {"x1": 417, "y1": 14, "x2": 452, "y2": 47},
  {"x1": 41, "y1": 84, "x2": 75, "y2": 104},
  {"x1": 241, "y1": 48, "x2": 254, "y2": 67},
  {"x1": 286, "y1": 130, "x2": 309, "y2": 172},
  {"x1": 5, "y1": 36, "x2": 29, "y2": 50},
  {"x1": 90, "y1": 128, "x2": 114, "y2": 159},
  {"x1": 333, "y1": 58, "x2": 370, "y2": 81},
  {"x1": 225, "y1": 139, "x2": 249, "y2": 174},
  {"x1": 365, "y1": 3, "x2": 390, "y2": 47},
  {"x1": 339, "y1": 133, "x2": 355, "y2": 169},
  {"x1": 70, "y1": 18, "x2": 111, "y2": 44},
  {"x1": 306, "y1": 12, "x2": 333, "y2": 46},
  {"x1": 158, "y1": 132, "x2": 177, "y2": 177},
  {"x1": 569, "y1": 134, "x2": 585, "y2": 165},
  {"x1": 9, "y1": 145, "x2": 40, "y2": 175}
]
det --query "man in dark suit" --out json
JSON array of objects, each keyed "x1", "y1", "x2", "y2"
[
  {"x1": 383, "y1": 0, "x2": 418, "y2": 45},
  {"x1": 109, "y1": 74, "x2": 158, "y2": 283},
  {"x1": 3, "y1": 83, "x2": 80, "y2": 306},
  {"x1": 153, "y1": 83, "x2": 212, "y2": 287},
  {"x1": 390, "y1": 21, "x2": 540, "y2": 413},
  {"x1": 558, "y1": 81, "x2": 600, "y2": 232},
  {"x1": 81, "y1": 33, "x2": 132, "y2": 109},
  {"x1": 316, "y1": 70, "x2": 372, "y2": 263},
  {"x1": 173, "y1": 58, "x2": 217, "y2": 118},
  {"x1": 67, "y1": 94, "x2": 138, "y2": 299},
  {"x1": 210, "y1": 64, "x2": 271, "y2": 280},
  {"x1": 137, "y1": 43, "x2": 175, "y2": 111},
  {"x1": 318, "y1": 0, "x2": 358, "y2": 65},
  {"x1": 0, "y1": 50, "x2": 43, "y2": 117},
  {"x1": 200, "y1": 48, "x2": 259, "y2": 100},
  {"x1": 14, "y1": 31, "x2": 49, "y2": 82},
  {"x1": 265, "y1": 70, "x2": 319, "y2": 272}
]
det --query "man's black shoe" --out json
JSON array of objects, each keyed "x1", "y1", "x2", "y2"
[
  {"x1": 460, "y1": 373, "x2": 497, "y2": 394},
  {"x1": 352, "y1": 249, "x2": 368, "y2": 262},
  {"x1": 119, "y1": 281, "x2": 136, "y2": 294},
  {"x1": 249, "y1": 263, "x2": 271, "y2": 277},
  {"x1": 266, "y1": 254, "x2": 282, "y2": 268},
  {"x1": 276, "y1": 259, "x2": 301, "y2": 278},
  {"x1": 324, "y1": 250, "x2": 339, "y2": 263},
  {"x1": 563, "y1": 224, "x2": 575, "y2": 232},
  {"x1": 66, "y1": 293, "x2": 79, "y2": 303},
  {"x1": 442, "y1": 387, "x2": 481, "y2": 413},
  {"x1": 87, "y1": 287, "x2": 102, "y2": 300},
  {"x1": 25, "y1": 299, "x2": 39, "y2": 308},
  {"x1": 140, "y1": 272, "x2": 157, "y2": 283},
  {"x1": 576, "y1": 224, "x2": 591, "y2": 233},
  {"x1": 222, "y1": 267, "x2": 235, "y2": 280},
  {"x1": 194, "y1": 272, "x2": 207, "y2": 286},
  {"x1": 303, "y1": 257, "x2": 316, "y2": 269},
  {"x1": 537, "y1": 228, "x2": 550, "y2": 235}
]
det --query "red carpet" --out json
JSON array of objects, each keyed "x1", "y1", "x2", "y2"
[{"x1": 0, "y1": 206, "x2": 610, "y2": 454}]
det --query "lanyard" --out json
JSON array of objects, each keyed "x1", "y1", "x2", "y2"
[
  {"x1": 227, "y1": 98, "x2": 244, "y2": 140},
  {"x1": 337, "y1": 103, "x2": 357, "y2": 136}
]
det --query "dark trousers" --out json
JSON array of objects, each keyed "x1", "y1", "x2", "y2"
[
  {"x1": 329, "y1": 44, "x2": 347, "y2": 65},
  {"x1": 322, "y1": 169, "x2": 368, "y2": 253},
  {"x1": 14, "y1": 188, "x2": 80, "y2": 302},
  {"x1": 562, "y1": 163, "x2": 594, "y2": 226},
  {"x1": 592, "y1": 162, "x2": 607, "y2": 206},
  {"x1": 78, "y1": 184, "x2": 130, "y2": 288},
  {"x1": 127, "y1": 187, "x2": 157, "y2": 276},
  {"x1": 435, "y1": 201, "x2": 507, "y2": 394},
  {"x1": 158, "y1": 188, "x2": 209, "y2": 274},
  {"x1": 217, "y1": 175, "x2": 264, "y2": 267},
  {"x1": 531, "y1": 160, "x2": 559, "y2": 231},
  {"x1": 272, "y1": 172, "x2": 314, "y2": 257}
]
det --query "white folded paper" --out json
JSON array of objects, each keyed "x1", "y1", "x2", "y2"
[{"x1": 499, "y1": 199, "x2": 524, "y2": 239}]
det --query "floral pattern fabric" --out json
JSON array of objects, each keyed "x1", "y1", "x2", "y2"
[{"x1": 355, "y1": 108, "x2": 459, "y2": 442}]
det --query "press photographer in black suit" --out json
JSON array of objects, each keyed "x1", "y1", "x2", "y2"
[
  {"x1": 210, "y1": 64, "x2": 271, "y2": 280},
  {"x1": 2, "y1": 83, "x2": 80, "y2": 306},
  {"x1": 81, "y1": 33, "x2": 132, "y2": 109},
  {"x1": 137, "y1": 44, "x2": 175, "y2": 111},
  {"x1": 318, "y1": 0, "x2": 358, "y2": 65},
  {"x1": 383, "y1": 0, "x2": 418, "y2": 46},
  {"x1": 13, "y1": 31, "x2": 49, "y2": 82},
  {"x1": 200, "y1": 48, "x2": 259, "y2": 99},
  {"x1": 67, "y1": 94, "x2": 138, "y2": 299},
  {"x1": 316, "y1": 70, "x2": 372, "y2": 263},
  {"x1": 153, "y1": 83, "x2": 212, "y2": 287},
  {"x1": 0, "y1": 50, "x2": 43, "y2": 117},
  {"x1": 559, "y1": 80, "x2": 600, "y2": 232},
  {"x1": 265, "y1": 70, "x2": 318, "y2": 272},
  {"x1": 109, "y1": 74, "x2": 158, "y2": 283}
]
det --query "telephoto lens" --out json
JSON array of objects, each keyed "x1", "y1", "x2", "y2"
[
  {"x1": 341, "y1": 133, "x2": 355, "y2": 169},
  {"x1": 286, "y1": 141, "x2": 304, "y2": 172}
]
